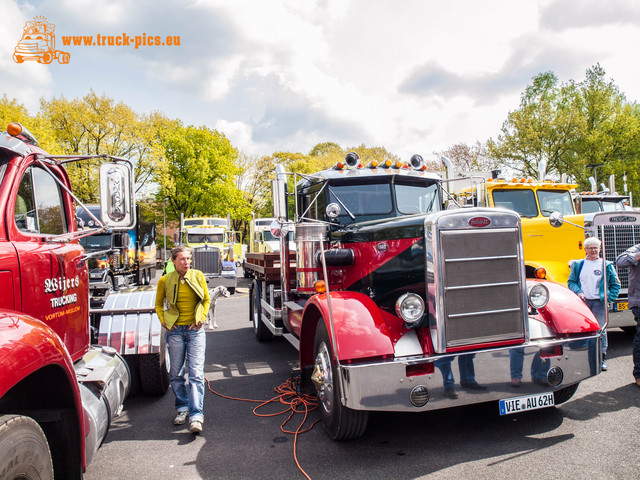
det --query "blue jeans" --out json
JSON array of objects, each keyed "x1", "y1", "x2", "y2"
[
  {"x1": 585, "y1": 299, "x2": 607, "y2": 358},
  {"x1": 166, "y1": 326, "x2": 206, "y2": 422},
  {"x1": 631, "y1": 307, "x2": 640, "y2": 379},
  {"x1": 510, "y1": 348, "x2": 550, "y2": 382},
  {"x1": 435, "y1": 354, "x2": 477, "y2": 389}
]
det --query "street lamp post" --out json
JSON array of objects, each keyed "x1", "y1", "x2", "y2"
[{"x1": 163, "y1": 198, "x2": 167, "y2": 263}]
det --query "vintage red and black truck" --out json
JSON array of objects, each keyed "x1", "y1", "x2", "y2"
[
  {"x1": 245, "y1": 153, "x2": 604, "y2": 440},
  {"x1": 0, "y1": 123, "x2": 167, "y2": 478}
]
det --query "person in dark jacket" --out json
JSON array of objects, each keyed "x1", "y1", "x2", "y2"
[
  {"x1": 616, "y1": 244, "x2": 640, "y2": 388},
  {"x1": 568, "y1": 237, "x2": 620, "y2": 371}
]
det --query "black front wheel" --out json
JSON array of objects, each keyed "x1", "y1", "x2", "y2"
[
  {"x1": 0, "y1": 415, "x2": 54, "y2": 480},
  {"x1": 312, "y1": 321, "x2": 368, "y2": 440}
]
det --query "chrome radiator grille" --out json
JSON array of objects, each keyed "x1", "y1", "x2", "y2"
[
  {"x1": 192, "y1": 246, "x2": 221, "y2": 275},
  {"x1": 599, "y1": 224, "x2": 640, "y2": 292},
  {"x1": 426, "y1": 209, "x2": 527, "y2": 352}
]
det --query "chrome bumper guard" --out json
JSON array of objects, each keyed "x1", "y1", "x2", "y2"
[{"x1": 338, "y1": 336, "x2": 600, "y2": 412}]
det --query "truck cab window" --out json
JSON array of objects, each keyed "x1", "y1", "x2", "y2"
[
  {"x1": 493, "y1": 190, "x2": 538, "y2": 217},
  {"x1": 537, "y1": 190, "x2": 574, "y2": 217},
  {"x1": 16, "y1": 166, "x2": 67, "y2": 235}
]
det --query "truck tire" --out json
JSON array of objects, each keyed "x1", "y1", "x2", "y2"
[
  {"x1": 138, "y1": 335, "x2": 170, "y2": 395},
  {"x1": 313, "y1": 321, "x2": 368, "y2": 440},
  {"x1": 251, "y1": 281, "x2": 272, "y2": 342},
  {"x1": 553, "y1": 383, "x2": 579, "y2": 405},
  {"x1": 0, "y1": 414, "x2": 54, "y2": 480}
]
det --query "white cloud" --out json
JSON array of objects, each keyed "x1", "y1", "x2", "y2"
[{"x1": 1, "y1": 0, "x2": 640, "y2": 163}]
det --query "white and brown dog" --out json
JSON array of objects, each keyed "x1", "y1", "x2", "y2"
[{"x1": 204, "y1": 286, "x2": 230, "y2": 330}]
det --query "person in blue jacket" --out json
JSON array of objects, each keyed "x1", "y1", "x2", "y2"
[{"x1": 568, "y1": 236, "x2": 620, "y2": 371}]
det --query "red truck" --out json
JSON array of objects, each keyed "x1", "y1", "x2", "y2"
[
  {"x1": 0, "y1": 123, "x2": 166, "y2": 478},
  {"x1": 245, "y1": 153, "x2": 604, "y2": 440}
]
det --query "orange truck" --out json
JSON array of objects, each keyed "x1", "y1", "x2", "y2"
[{"x1": 13, "y1": 19, "x2": 70, "y2": 64}]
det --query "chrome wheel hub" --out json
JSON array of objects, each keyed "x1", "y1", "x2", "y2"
[{"x1": 313, "y1": 341, "x2": 334, "y2": 413}]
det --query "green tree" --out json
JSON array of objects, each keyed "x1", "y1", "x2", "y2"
[
  {"x1": 155, "y1": 123, "x2": 243, "y2": 222},
  {"x1": 487, "y1": 65, "x2": 640, "y2": 199},
  {"x1": 40, "y1": 90, "x2": 165, "y2": 201},
  {"x1": 573, "y1": 64, "x2": 640, "y2": 193},
  {"x1": 488, "y1": 71, "x2": 584, "y2": 179}
]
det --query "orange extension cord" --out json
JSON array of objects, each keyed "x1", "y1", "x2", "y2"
[{"x1": 206, "y1": 375, "x2": 320, "y2": 480}]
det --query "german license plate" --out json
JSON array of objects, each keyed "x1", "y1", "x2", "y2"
[
  {"x1": 499, "y1": 392, "x2": 554, "y2": 415},
  {"x1": 614, "y1": 302, "x2": 628, "y2": 311}
]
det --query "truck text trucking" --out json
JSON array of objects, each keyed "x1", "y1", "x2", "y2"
[
  {"x1": 0, "y1": 123, "x2": 168, "y2": 479},
  {"x1": 244, "y1": 152, "x2": 604, "y2": 440}
]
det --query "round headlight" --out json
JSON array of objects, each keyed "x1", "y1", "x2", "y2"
[
  {"x1": 395, "y1": 293, "x2": 425, "y2": 325},
  {"x1": 528, "y1": 283, "x2": 549, "y2": 310},
  {"x1": 326, "y1": 203, "x2": 341, "y2": 219}
]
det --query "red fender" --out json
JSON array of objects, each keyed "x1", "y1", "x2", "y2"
[
  {"x1": 532, "y1": 280, "x2": 601, "y2": 334},
  {"x1": 0, "y1": 309, "x2": 79, "y2": 397},
  {"x1": 300, "y1": 291, "x2": 395, "y2": 366},
  {"x1": 0, "y1": 309, "x2": 87, "y2": 470}
]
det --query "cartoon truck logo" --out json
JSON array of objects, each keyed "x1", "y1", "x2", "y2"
[{"x1": 13, "y1": 16, "x2": 70, "y2": 64}]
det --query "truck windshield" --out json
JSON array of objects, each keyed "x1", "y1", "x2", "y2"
[
  {"x1": 395, "y1": 182, "x2": 439, "y2": 214},
  {"x1": 493, "y1": 190, "x2": 538, "y2": 217},
  {"x1": 80, "y1": 234, "x2": 111, "y2": 249},
  {"x1": 187, "y1": 233, "x2": 224, "y2": 243},
  {"x1": 537, "y1": 190, "x2": 575, "y2": 217},
  {"x1": 328, "y1": 183, "x2": 393, "y2": 216}
]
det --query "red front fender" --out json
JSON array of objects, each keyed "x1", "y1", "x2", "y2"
[
  {"x1": 0, "y1": 309, "x2": 78, "y2": 396},
  {"x1": 299, "y1": 291, "x2": 394, "y2": 368},
  {"x1": 532, "y1": 280, "x2": 601, "y2": 334}
]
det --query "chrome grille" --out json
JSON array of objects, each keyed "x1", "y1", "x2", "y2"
[
  {"x1": 192, "y1": 246, "x2": 221, "y2": 275},
  {"x1": 441, "y1": 229, "x2": 524, "y2": 347},
  {"x1": 426, "y1": 209, "x2": 527, "y2": 352},
  {"x1": 599, "y1": 224, "x2": 640, "y2": 293}
]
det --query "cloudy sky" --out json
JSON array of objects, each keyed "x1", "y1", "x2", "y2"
[{"x1": 1, "y1": 0, "x2": 640, "y2": 163}]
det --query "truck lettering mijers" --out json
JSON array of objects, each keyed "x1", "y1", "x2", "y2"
[
  {"x1": 0, "y1": 123, "x2": 167, "y2": 478},
  {"x1": 245, "y1": 152, "x2": 604, "y2": 440}
]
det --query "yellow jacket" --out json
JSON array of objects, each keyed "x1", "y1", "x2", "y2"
[{"x1": 155, "y1": 269, "x2": 211, "y2": 329}]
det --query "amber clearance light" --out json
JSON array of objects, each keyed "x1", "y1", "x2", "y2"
[
  {"x1": 7, "y1": 122, "x2": 22, "y2": 136},
  {"x1": 314, "y1": 280, "x2": 326, "y2": 294},
  {"x1": 534, "y1": 267, "x2": 547, "y2": 279}
]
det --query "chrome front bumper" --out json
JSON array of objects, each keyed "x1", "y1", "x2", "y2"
[{"x1": 338, "y1": 336, "x2": 600, "y2": 412}]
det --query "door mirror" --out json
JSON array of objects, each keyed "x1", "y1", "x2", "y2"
[{"x1": 99, "y1": 162, "x2": 135, "y2": 228}]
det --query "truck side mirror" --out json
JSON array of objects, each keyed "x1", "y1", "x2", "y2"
[
  {"x1": 548, "y1": 211, "x2": 564, "y2": 228},
  {"x1": 99, "y1": 162, "x2": 135, "y2": 229}
]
